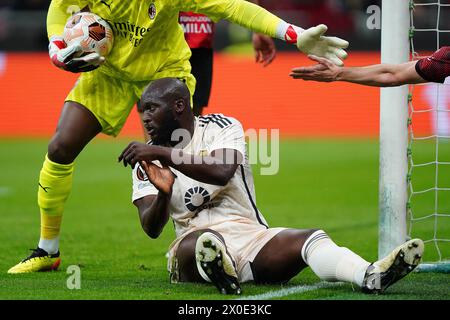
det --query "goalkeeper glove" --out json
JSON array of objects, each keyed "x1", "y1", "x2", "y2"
[
  {"x1": 48, "y1": 36, "x2": 105, "y2": 73},
  {"x1": 282, "y1": 24, "x2": 349, "y2": 66}
]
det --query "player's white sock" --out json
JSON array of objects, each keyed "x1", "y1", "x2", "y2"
[
  {"x1": 301, "y1": 230, "x2": 370, "y2": 287},
  {"x1": 38, "y1": 236, "x2": 59, "y2": 255}
]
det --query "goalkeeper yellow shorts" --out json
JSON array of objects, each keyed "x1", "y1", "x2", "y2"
[{"x1": 66, "y1": 68, "x2": 196, "y2": 137}]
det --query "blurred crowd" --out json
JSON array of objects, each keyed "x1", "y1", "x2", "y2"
[
  {"x1": 0, "y1": 0, "x2": 446, "y2": 51},
  {"x1": 1, "y1": 0, "x2": 380, "y2": 35},
  {"x1": 1, "y1": 0, "x2": 49, "y2": 10},
  {"x1": 262, "y1": 0, "x2": 382, "y2": 35},
  {"x1": 1, "y1": 0, "x2": 380, "y2": 11}
]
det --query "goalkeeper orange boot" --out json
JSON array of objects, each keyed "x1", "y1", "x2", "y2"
[
  {"x1": 362, "y1": 239, "x2": 424, "y2": 294},
  {"x1": 7, "y1": 248, "x2": 61, "y2": 274}
]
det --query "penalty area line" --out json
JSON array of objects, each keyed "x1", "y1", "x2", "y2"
[{"x1": 235, "y1": 282, "x2": 344, "y2": 300}]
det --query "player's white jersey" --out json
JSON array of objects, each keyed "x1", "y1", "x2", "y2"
[{"x1": 132, "y1": 114, "x2": 269, "y2": 239}]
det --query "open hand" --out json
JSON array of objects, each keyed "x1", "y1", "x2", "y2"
[
  {"x1": 140, "y1": 161, "x2": 175, "y2": 195},
  {"x1": 290, "y1": 55, "x2": 341, "y2": 82},
  {"x1": 252, "y1": 33, "x2": 276, "y2": 67}
]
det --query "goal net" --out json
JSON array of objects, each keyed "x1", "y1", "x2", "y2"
[{"x1": 407, "y1": 0, "x2": 449, "y2": 272}]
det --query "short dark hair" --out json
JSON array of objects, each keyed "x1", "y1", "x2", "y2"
[{"x1": 139, "y1": 78, "x2": 190, "y2": 112}]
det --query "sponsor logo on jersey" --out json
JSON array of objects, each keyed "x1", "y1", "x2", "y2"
[
  {"x1": 184, "y1": 187, "x2": 210, "y2": 211},
  {"x1": 104, "y1": 19, "x2": 152, "y2": 47}
]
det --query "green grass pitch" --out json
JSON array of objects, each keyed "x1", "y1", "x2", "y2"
[{"x1": 0, "y1": 138, "x2": 448, "y2": 300}]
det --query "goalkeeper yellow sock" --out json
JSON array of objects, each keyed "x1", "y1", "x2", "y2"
[{"x1": 37, "y1": 154, "x2": 74, "y2": 254}]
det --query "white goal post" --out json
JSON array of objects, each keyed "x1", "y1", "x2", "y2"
[
  {"x1": 378, "y1": 0, "x2": 410, "y2": 259},
  {"x1": 379, "y1": 0, "x2": 449, "y2": 272}
]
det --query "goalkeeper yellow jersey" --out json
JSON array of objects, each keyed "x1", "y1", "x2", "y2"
[{"x1": 47, "y1": 0, "x2": 282, "y2": 82}]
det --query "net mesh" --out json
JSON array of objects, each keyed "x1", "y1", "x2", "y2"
[{"x1": 407, "y1": 0, "x2": 450, "y2": 267}]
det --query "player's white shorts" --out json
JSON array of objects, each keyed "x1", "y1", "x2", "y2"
[{"x1": 167, "y1": 218, "x2": 286, "y2": 283}]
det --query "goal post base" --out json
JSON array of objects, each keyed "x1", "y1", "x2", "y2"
[{"x1": 415, "y1": 261, "x2": 450, "y2": 274}]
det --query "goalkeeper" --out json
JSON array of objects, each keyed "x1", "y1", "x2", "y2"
[{"x1": 8, "y1": 0, "x2": 349, "y2": 273}]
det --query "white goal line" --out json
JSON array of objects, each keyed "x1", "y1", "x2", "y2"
[{"x1": 235, "y1": 282, "x2": 344, "y2": 300}]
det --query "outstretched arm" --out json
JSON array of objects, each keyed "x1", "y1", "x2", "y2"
[{"x1": 290, "y1": 55, "x2": 427, "y2": 87}]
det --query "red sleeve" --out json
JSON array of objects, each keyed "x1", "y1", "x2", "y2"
[
  {"x1": 415, "y1": 46, "x2": 450, "y2": 83},
  {"x1": 179, "y1": 12, "x2": 215, "y2": 49}
]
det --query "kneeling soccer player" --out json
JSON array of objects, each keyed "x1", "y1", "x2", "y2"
[{"x1": 119, "y1": 78, "x2": 424, "y2": 295}]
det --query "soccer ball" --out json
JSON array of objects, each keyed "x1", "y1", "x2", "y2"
[{"x1": 63, "y1": 12, "x2": 114, "y2": 57}]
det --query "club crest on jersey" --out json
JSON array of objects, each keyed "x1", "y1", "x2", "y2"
[
  {"x1": 136, "y1": 166, "x2": 149, "y2": 181},
  {"x1": 184, "y1": 187, "x2": 210, "y2": 212},
  {"x1": 148, "y1": 3, "x2": 156, "y2": 20}
]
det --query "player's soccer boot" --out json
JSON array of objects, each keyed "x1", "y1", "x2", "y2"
[
  {"x1": 361, "y1": 238, "x2": 424, "y2": 294},
  {"x1": 195, "y1": 232, "x2": 242, "y2": 295},
  {"x1": 7, "y1": 248, "x2": 61, "y2": 274}
]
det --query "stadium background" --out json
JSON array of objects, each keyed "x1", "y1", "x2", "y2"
[{"x1": 0, "y1": 0, "x2": 448, "y2": 300}]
